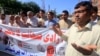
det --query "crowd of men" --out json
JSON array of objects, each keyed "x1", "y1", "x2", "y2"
[
  {"x1": 0, "y1": 1, "x2": 100, "y2": 56},
  {"x1": 0, "y1": 9, "x2": 74, "y2": 29},
  {"x1": 0, "y1": 4, "x2": 100, "y2": 29}
]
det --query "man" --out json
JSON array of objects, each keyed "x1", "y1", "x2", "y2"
[
  {"x1": 53, "y1": 1, "x2": 100, "y2": 56},
  {"x1": 37, "y1": 9, "x2": 46, "y2": 27},
  {"x1": 91, "y1": 6, "x2": 98, "y2": 23},
  {"x1": 44, "y1": 11, "x2": 57, "y2": 28},
  {"x1": 0, "y1": 14, "x2": 7, "y2": 24},
  {"x1": 19, "y1": 11, "x2": 28, "y2": 27},
  {"x1": 8, "y1": 15, "x2": 16, "y2": 26},
  {"x1": 27, "y1": 11, "x2": 38, "y2": 27},
  {"x1": 58, "y1": 10, "x2": 73, "y2": 29}
]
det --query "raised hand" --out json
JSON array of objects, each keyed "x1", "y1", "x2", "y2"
[{"x1": 52, "y1": 24, "x2": 62, "y2": 36}]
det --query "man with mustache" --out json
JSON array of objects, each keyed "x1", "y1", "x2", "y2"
[{"x1": 53, "y1": 1, "x2": 100, "y2": 56}]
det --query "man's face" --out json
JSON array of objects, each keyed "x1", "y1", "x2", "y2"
[
  {"x1": 47, "y1": 13, "x2": 53, "y2": 20},
  {"x1": 28, "y1": 12, "x2": 33, "y2": 18},
  {"x1": 91, "y1": 11, "x2": 97, "y2": 21},
  {"x1": 73, "y1": 6, "x2": 91, "y2": 25},
  {"x1": 1, "y1": 14, "x2": 5, "y2": 20},
  {"x1": 39, "y1": 11, "x2": 45, "y2": 17},
  {"x1": 61, "y1": 13, "x2": 68, "y2": 20}
]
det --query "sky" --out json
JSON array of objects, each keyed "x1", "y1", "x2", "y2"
[{"x1": 18, "y1": 0, "x2": 87, "y2": 14}]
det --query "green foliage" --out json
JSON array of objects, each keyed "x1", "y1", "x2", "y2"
[
  {"x1": 22, "y1": 2, "x2": 40, "y2": 14},
  {"x1": 0, "y1": 0, "x2": 40, "y2": 14}
]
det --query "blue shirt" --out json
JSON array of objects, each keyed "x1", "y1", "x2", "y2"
[{"x1": 44, "y1": 19, "x2": 57, "y2": 28}]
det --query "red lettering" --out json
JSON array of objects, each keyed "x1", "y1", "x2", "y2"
[
  {"x1": 44, "y1": 33, "x2": 57, "y2": 43},
  {"x1": 21, "y1": 33, "x2": 42, "y2": 40},
  {"x1": 44, "y1": 34, "x2": 49, "y2": 42},
  {"x1": 12, "y1": 32, "x2": 15, "y2": 35},
  {"x1": 30, "y1": 34, "x2": 36, "y2": 37},
  {"x1": 4, "y1": 30, "x2": 12, "y2": 35},
  {"x1": 43, "y1": 33, "x2": 63, "y2": 44},
  {"x1": 31, "y1": 34, "x2": 42, "y2": 40},
  {"x1": 21, "y1": 33, "x2": 30, "y2": 38},
  {"x1": 16, "y1": 33, "x2": 21, "y2": 36}
]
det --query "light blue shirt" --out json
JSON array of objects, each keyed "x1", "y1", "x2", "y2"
[{"x1": 44, "y1": 19, "x2": 57, "y2": 28}]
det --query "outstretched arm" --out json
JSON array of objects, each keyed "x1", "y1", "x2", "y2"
[{"x1": 71, "y1": 43, "x2": 100, "y2": 56}]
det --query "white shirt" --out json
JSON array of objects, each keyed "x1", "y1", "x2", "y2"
[
  {"x1": 0, "y1": 19, "x2": 7, "y2": 24},
  {"x1": 27, "y1": 17, "x2": 38, "y2": 27}
]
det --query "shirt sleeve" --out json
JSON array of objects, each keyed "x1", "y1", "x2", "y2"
[
  {"x1": 85, "y1": 37, "x2": 100, "y2": 56},
  {"x1": 84, "y1": 51, "x2": 100, "y2": 56},
  {"x1": 60, "y1": 29, "x2": 70, "y2": 41},
  {"x1": 60, "y1": 24, "x2": 74, "y2": 41}
]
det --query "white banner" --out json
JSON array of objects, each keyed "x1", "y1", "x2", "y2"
[{"x1": 0, "y1": 24, "x2": 67, "y2": 56}]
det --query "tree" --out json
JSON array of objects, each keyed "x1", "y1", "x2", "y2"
[
  {"x1": 22, "y1": 2, "x2": 40, "y2": 14},
  {"x1": 0, "y1": 0, "x2": 40, "y2": 14},
  {"x1": 0, "y1": 0, "x2": 22, "y2": 14}
]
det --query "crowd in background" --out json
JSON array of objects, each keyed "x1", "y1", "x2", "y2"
[
  {"x1": 0, "y1": 5, "x2": 100, "y2": 29},
  {"x1": 0, "y1": 9, "x2": 74, "y2": 29}
]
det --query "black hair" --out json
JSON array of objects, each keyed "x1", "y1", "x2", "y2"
[
  {"x1": 92, "y1": 6, "x2": 98, "y2": 13},
  {"x1": 1, "y1": 14, "x2": 5, "y2": 16},
  {"x1": 74, "y1": 1, "x2": 93, "y2": 11},
  {"x1": 19, "y1": 11, "x2": 27, "y2": 16},
  {"x1": 40, "y1": 9, "x2": 45, "y2": 13},
  {"x1": 62, "y1": 10, "x2": 69, "y2": 15},
  {"x1": 48, "y1": 11, "x2": 54, "y2": 15}
]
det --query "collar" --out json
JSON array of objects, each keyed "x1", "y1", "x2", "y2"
[
  {"x1": 85, "y1": 21, "x2": 93, "y2": 29},
  {"x1": 93, "y1": 17, "x2": 98, "y2": 23},
  {"x1": 74, "y1": 21, "x2": 94, "y2": 31}
]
